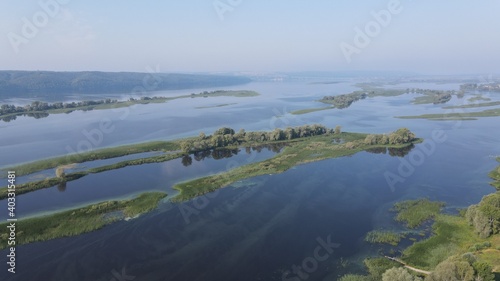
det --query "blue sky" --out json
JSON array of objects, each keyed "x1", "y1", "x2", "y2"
[{"x1": 1, "y1": 0, "x2": 499, "y2": 74}]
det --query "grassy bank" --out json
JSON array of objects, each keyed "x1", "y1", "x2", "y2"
[
  {"x1": 0, "y1": 152, "x2": 184, "y2": 200},
  {"x1": 0, "y1": 192, "x2": 166, "y2": 249},
  {"x1": 2, "y1": 141, "x2": 179, "y2": 177},
  {"x1": 291, "y1": 107, "x2": 333, "y2": 115},
  {"x1": 396, "y1": 108, "x2": 500, "y2": 120},
  {"x1": 443, "y1": 101, "x2": 500, "y2": 109},
  {"x1": 173, "y1": 132, "x2": 421, "y2": 202}
]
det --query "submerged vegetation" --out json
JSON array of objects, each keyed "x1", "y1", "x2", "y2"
[
  {"x1": 365, "y1": 230, "x2": 405, "y2": 246},
  {"x1": 394, "y1": 199, "x2": 445, "y2": 228},
  {"x1": 0, "y1": 192, "x2": 166, "y2": 249}
]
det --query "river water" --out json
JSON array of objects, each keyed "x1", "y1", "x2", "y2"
[{"x1": 0, "y1": 78, "x2": 499, "y2": 281}]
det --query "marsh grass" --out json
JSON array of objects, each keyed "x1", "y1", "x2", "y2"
[
  {"x1": 393, "y1": 199, "x2": 445, "y2": 228},
  {"x1": 0, "y1": 192, "x2": 166, "y2": 249},
  {"x1": 3, "y1": 141, "x2": 179, "y2": 177},
  {"x1": 365, "y1": 230, "x2": 405, "y2": 246}
]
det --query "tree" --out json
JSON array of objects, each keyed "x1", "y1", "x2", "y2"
[
  {"x1": 472, "y1": 262, "x2": 495, "y2": 281},
  {"x1": 214, "y1": 127, "x2": 235, "y2": 136},
  {"x1": 180, "y1": 141, "x2": 193, "y2": 153},
  {"x1": 181, "y1": 155, "x2": 193, "y2": 167},
  {"x1": 335, "y1": 125, "x2": 342, "y2": 134},
  {"x1": 55, "y1": 167, "x2": 65, "y2": 178},
  {"x1": 382, "y1": 267, "x2": 422, "y2": 281},
  {"x1": 426, "y1": 259, "x2": 475, "y2": 281},
  {"x1": 199, "y1": 132, "x2": 206, "y2": 140}
]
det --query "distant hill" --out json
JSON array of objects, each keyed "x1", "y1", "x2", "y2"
[{"x1": 0, "y1": 71, "x2": 251, "y2": 98}]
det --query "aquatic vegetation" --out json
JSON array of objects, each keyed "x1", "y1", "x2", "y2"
[
  {"x1": 365, "y1": 230, "x2": 405, "y2": 246},
  {"x1": 0, "y1": 192, "x2": 166, "y2": 249},
  {"x1": 393, "y1": 199, "x2": 445, "y2": 228}
]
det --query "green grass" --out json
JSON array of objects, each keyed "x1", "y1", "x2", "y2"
[
  {"x1": 195, "y1": 103, "x2": 237, "y2": 109},
  {"x1": 0, "y1": 152, "x2": 184, "y2": 200},
  {"x1": 394, "y1": 199, "x2": 445, "y2": 228},
  {"x1": 0, "y1": 192, "x2": 166, "y2": 249},
  {"x1": 402, "y1": 214, "x2": 483, "y2": 270},
  {"x1": 173, "y1": 133, "x2": 421, "y2": 201},
  {"x1": 443, "y1": 101, "x2": 500, "y2": 109},
  {"x1": 468, "y1": 95, "x2": 492, "y2": 102},
  {"x1": 365, "y1": 230, "x2": 405, "y2": 246},
  {"x1": 291, "y1": 106, "x2": 334, "y2": 115},
  {"x1": 396, "y1": 108, "x2": 500, "y2": 120},
  {"x1": 2, "y1": 141, "x2": 179, "y2": 177}
]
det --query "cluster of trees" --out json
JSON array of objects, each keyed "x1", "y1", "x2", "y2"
[
  {"x1": 432, "y1": 93, "x2": 452, "y2": 104},
  {"x1": 180, "y1": 124, "x2": 335, "y2": 153},
  {"x1": 0, "y1": 99, "x2": 118, "y2": 116},
  {"x1": 461, "y1": 83, "x2": 500, "y2": 92},
  {"x1": 465, "y1": 191, "x2": 500, "y2": 238},
  {"x1": 425, "y1": 254, "x2": 494, "y2": 281},
  {"x1": 321, "y1": 92, "x2": 368, "y2": 109},
  {"x1": 363, "y1": 128, "x2": 416, "y2": 146},
  {"x1": 340, "y1": 254, "x2": 494, "y2": 281}
]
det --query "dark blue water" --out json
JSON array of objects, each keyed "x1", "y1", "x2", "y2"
[{"x1": 0, "y1": 80, "x2": 499, "y2": 281}]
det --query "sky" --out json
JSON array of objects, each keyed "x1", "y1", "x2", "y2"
[{"x1": 1, "y1": 0, "x2": 499, "y2": 75}]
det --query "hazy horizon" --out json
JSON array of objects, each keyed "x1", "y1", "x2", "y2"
[{"x1": 2, "y1": 0, "x2": 499, "y2": 75}]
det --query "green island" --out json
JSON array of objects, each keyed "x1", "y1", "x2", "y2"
[
  {"x1": 339, "y1": 160, "x2": 500, "y2": 281},
  {"x1": 396, "y1": 108, "x2": 500, "y2": 121},
  {"x1": 0, "y1": 90, "x2": 259, "y2": 122},
  {"x1": 0, "y1": 192, "x2": 166, "y2": 249},
  {"x1": 442, "y1": 101, "x2": 500, "y2": 109},
  {"x1": 0, "y1": 125, "x2": 420, "y2": 248},
  {"x1": 291, "y1": 86, "x2": 461, "y2": 115},
  {"x1": 173, "y1": 126, "x2": 420, "y2": 201},
  {"x1": 195, "y1": 103, "x2": 237, "y2": 109}
]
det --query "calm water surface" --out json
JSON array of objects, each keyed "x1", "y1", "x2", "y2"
[{"x1": 0, "y1": 79, "x2": 499, "y2": 281}]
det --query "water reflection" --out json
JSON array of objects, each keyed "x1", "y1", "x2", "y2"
[
  {"x1": 365, "y1": 144, "x2": 415, "y2": 157},
  {"x1": 1, "y1": 112, "x2": 50, "y2": 122},
  {"x1": 57, "y1": 182, "x2": 67, "y2": 192},
  {"x1": 181, "y1": 143, "x2": 287, "y2": 167}
]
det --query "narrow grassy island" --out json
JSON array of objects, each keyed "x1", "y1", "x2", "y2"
[
  {"x1": 291, "y1": 86, "x2": 462, "y2": 115},
  {"x1": 0, "y1": 125, "x2": 420, "y2": 248},
  {"x1": 173, "y1": 126, "x2": 420, "y2": 201},
  {"x1": 0, "y1": 192, "x2": 166, "y2": 249}
]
